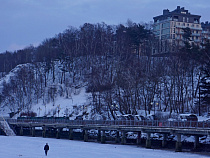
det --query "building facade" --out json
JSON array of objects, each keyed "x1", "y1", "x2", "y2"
[
  {"x1": 153, "y1": 6, "x2": 202, "y2": 54},
  {"x1": 201, "y1": 21, "x2": 210, "y2": 42}
]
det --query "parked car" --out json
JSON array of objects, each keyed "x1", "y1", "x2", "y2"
[
  {"x1": 116, "y1": 114, "x2": 135, "y2": 120},
  {"x1": 178, "y1": 114, "x2": 198, "y2": 121},
  {"x1": 145, "y1": 114, "x2": 156, "y2": 120},
  {"x1": 134, "y1": 115, "x2": 145, "y2": 121},
  {"x1": 123, "y1": 114, "x2": 134, "y2": 120},
  {"x1": 116, "y1": 115, "x2": 127, "y2": 120},
  {"x1": 75, "y1": 115, "x2": 83, "y2": 120},
  {"x1": 117, "y1": 114, "x2": 145, "y2": 121}
]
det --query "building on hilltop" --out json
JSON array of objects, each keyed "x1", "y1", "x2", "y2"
[{"x1": 152, "y1": 6, "x2": 202, "y2": 55}]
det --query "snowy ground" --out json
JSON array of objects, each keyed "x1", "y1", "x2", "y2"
[{"x1": 0, "y1": 136, "x2": 209, "y2": 158}]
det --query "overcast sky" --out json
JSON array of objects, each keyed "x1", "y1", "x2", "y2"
[{"x1": 1, "y1": 0, "x2": 210, "y2": 53}]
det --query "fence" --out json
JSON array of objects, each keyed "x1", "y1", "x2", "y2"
[{"x1": 7, "y1": 118, "x2": 210, "y2": 129}]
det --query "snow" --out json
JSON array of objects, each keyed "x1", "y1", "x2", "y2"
[
  {"x1": 31, "y1": 88, "x2": 90, "y2": 118},
  {"x1": 0, "y1": 136, "x2": 209, "y2": 158},
  {"x1": 0, "y1": 64, "x2": 27, "y2": 93},
  {"x1": 1, "y1": 63, "x2": 210, "y2": 157},
  {"x1": 197, "y1": 116, "x2": 210, "y2": 122}
]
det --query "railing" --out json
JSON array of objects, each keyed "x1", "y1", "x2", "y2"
[
  {"x1": 7, "y1": 118, "x2": 210, "y2": 129},
  {"x1": 176, "y1": 25, "x2": 202, "y2": 30}
]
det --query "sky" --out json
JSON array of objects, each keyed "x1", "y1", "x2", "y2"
[
  {"x1": 0, "y1": 136, "x2": 209, "y2": 158},
  {"x1": 0, "y1": 0, "x2": 210, "y2": 53}
]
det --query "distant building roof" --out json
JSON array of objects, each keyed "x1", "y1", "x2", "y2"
[{"x1": 153, "y1": 6, "x2": 201, "y2": 23}]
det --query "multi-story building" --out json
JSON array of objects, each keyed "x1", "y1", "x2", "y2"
[
  {"x1": 153, "y1": 6, "x2": 202, "y2": 54},
  {"x1": 201, "y1": 21, "x2": 210, "y2": 42}
]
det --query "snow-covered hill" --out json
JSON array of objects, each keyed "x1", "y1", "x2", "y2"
[
  {"x1": 1, "y1": 62, "x2": 210, "y2": 145},
  {"x1": 0, "y1": 56, "x2": 208, "y2": 121},
  {"x1": 0, "y1": 62, "x2": 92, "y2": 119},
  {"x1": 30, "y1": 88, "x2": 91, "y2": 119}
]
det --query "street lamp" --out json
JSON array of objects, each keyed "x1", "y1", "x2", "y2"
[
  {"x1": 150, "y1": 102, "x2": 154, "y2": 115},
  {"x1": 111, "y1": 103, "x2": 118, "y2": 111},
  {"x1": 43, "y1": 104, "x2": 46, "y2": 116},
  {"x1": 37, "y1": 107, "x2": 42, "y2": 116},
  {"x1": 57, "y1": 104, "x2": 61, "y2": 117},
  {"x1": 111, "y1": 103, "x2": 118, "y2": 119}
]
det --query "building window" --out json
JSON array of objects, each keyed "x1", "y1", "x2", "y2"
[
  {"x1": 174, "y1": 16, "x2": 178, "y2": 21},
  {"x1": 173, "y1": 34, "x2": 175, "y2": 39},
  {"x1": 183, "y1": 17, "x2": 185, "y2": 22},
  {"x1": 194, "y1": 18, "x2": 199, "y2": 23}
]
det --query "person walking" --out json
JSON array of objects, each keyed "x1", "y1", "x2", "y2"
[{"x1": 44, "y1": 143, "x2": 49, "y2": 156}]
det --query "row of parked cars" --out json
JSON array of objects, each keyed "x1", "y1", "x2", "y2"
[
  {"x1": 178, "y1": 114, "x2": 198, "y2": 121},
  {"x1": 116, "y1": 114, "x2": 146, "y2": 121},
  {"x1": 116, "y1": 114, "x2": 198, "y2": 122}
]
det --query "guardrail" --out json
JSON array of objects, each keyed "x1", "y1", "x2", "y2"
[{"x1": 7, "y1": 119, "x2": 210, "y2": 129}]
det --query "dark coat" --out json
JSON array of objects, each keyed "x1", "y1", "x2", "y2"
[{"x1": 44, "y1": 144, "x2": 49, "y2": 151}]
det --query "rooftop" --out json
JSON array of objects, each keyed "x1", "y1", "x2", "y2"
[{"x1": 153, "y1": 6, "x2": 201, "y2": 22}]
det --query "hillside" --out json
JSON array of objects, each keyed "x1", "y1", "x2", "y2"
[
  {"x1": 0, "y1": 55, "x2": 207, "y2": 121},
  {"x1": 0, "y1": 61, "x2": 91, "y2": 119},
  {"x1": 0, "y1": 22, "x2": 209, "y2": 119}
]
